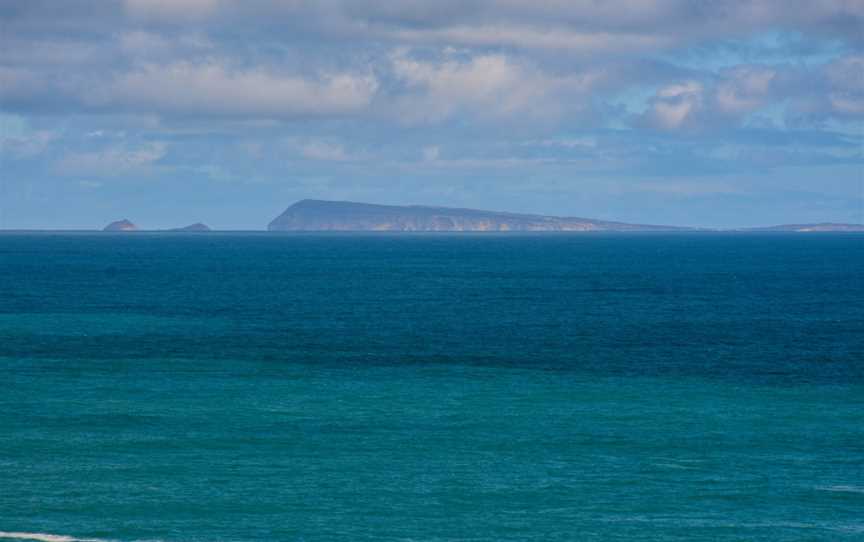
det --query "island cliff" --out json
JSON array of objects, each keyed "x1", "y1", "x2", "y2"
[
  {"x1": 103, "y1": 219, "x2": 138, "y2": 231},
  {"x1": 268, "y1": 200, "x2": 689, "y2": 232}
]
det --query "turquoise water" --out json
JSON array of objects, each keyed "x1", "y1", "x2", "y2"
[{"x1": 1, "y1": 233, "x2": 862, "y2": 541}]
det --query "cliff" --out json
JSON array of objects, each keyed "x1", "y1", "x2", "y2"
[{"x1": 267, "y1": 200, "x2": 689, "y2": 232}]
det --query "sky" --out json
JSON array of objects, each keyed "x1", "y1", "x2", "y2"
[{"x1": 0, "y1": 0, "x2": 862, "y2": 230}]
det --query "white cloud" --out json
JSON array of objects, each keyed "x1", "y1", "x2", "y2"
[
  {"x1": 280, "y1": 137, "x2": 372, "y2": 162},
  {"x1": 413, "y1": 156, "x2": 553, "y2": 169},
  {"x1": 825, "y1": 55, "x2": 864, "y2": 116},
  {"x1": 643, "y1": 81, "x2": 705, "y2": 131},
  {"x1": 98, "y1": 62, "x2": 379, "y2": 119},
  {"x1": 640, "y1": 68, "x2": 785, "y2": 131},
  {"x1": 0, "y1": 114, "x2": 57, "y2": 159},
  {"x1": 0, "y1": 130, "x2": 57, "y2": 159},
  {"x1": 119, "y1": 31, "x2": 213, "y2": 60},
  {"x1": 387, "y1": 25, "x2": 671, "y2": 53},
  {"x1": 297, "y1": 140, "x2": 348, "y2": 161},
  {"x1": 124, "y1": 0, "x2": 222, "y2": 22},
  {"x1": 389, "y1": 50, "x2": 604, "y2": 123},
  {"x1": 55, "y1": 142, "x2": 167, "y2": 176},
  {"x1": 530, "y1": 137, "x2": 597, "y2": 149},
  {"x1": 716, "y1": 66, "x2": 776, "y2": 115},
  {"x1": 422, "y1": 145, "x2": 440, "y2": 161}
]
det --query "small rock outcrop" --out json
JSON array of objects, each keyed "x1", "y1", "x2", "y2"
[
  {"x1": 170, "y1": 223, "x2": 211, "y2": 232},
  {"x1": 743, "y1": 223, "x2": 864, "y2": 232},
  {"x1": 103, "y1": 219, "x2": 138, "y2": 232}
]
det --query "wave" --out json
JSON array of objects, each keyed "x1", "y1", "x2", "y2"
[
  {"x1": 0, "y1": 532, "x2": 110, "y2": 542},
  {"x1": 816, "y1": 485, "x2": 864, "y2": 494}
]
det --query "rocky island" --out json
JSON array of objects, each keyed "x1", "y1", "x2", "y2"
[
  {"x1": 95, "y1": 204, "x2": 862, "y2": 233},
  {"x1": 742, "y1": 223, "x2": 864, "y2": 232},
  {"x1": 170, "y1": 223, "x2": 211, "y2": 232},
  {"x1": 103, "y1": 219, "x2": 138, "y2": 232},
  {"x1": 268, "y1": 200, "x2": 690, "y2": 232}
]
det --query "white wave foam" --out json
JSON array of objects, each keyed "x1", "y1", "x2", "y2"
[
  {"x1": 816, "y1": 485, "x2": 864, "y2": 494},
  {"x1": 0, "y1": 532, "x2": 108, "y2": 542}
]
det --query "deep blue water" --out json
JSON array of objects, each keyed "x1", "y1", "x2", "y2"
[{"x1": 1, "y1": 232, "x2": 862, "y2": 542}]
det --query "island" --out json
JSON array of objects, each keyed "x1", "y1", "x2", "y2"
[
  {"x1": 741, "y1": 223, "x2": 864, "y2": 232},
  {"x1": 170, "y1": 223, "x2": 211, "y2": 232},
  {"x1": 268, "y1": 200, "x2": 690, "y2": 232},
  {"x1": 103, "y1": 219, "x2": 138, "y2": 232}
]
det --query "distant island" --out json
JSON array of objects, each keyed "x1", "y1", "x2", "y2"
[
  {"x1": 92, "y1": 203, "x2": 862, "y2": 232},
  {"x1": 170, "y1": 223, "x2": 211, "y2": 232},
  {"x1": 740, "y1": 223, "x2": 864, "y2": 232},
  {"x1": 101, "y1": 220, "x2": 211, "y2": 232},
  {"x1": 268, "y1": 200, "x2": 692, "y2": 232},
  {"x1": 103, "y1": 219, "x2": 138, "y2": 232}
]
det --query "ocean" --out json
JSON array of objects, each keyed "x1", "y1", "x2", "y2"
[{"x1": 1, "y1": 232, "x2": 862, "y2": 541}]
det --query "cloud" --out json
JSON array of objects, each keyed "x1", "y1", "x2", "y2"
[
  {"x1": 422, "y1": 145, "x2": 440, "y2": 161},
  {"x1": 55, "y1": 142, "x2": 167, "y2": 176},
  {"x1": 386, "y1": 25, "x2": 671, "y2": 53},
  {"x1": 295, "y1": 140, "x2": 348, "y2": 161},
  {"x1": 344, "y1": 1, "x2": 864, "y2": 55},
  {"x1": 824, "y1": 54, "x2": 864, "y2": 117},
  {"x1": 118, "y1": 31, "x2": 214, "y2": 60},
  {"x1": 640, "y1": 80, "x2": 706, "y2": 131},
  {"x1": 0, "y1": 130, "x2": 57, "y2": 159},
  {"x1": 124, "y1": 0, "x2": 221, "y2": 22},
  {"x1": 1, "y1": 1, "x2": 860, "y2": 128},
  {"x1": 388, "y1": 50, "x2": 606, "y2": 123},
  {"x1": 529, "y1": 137, "x2": 597, "y2": 149},
  {"x1": 635, "y1": 57, "x2": 863, "y2": 132},
  {"x1": 5, "y1": 1, "x2": 863, "y2": 50},
  {"x1": 78, "y1": 180, "x2": 104, "y2": 189},
  {"x1": 99, "y1": 62, "x2": 378, "y2": 118},
  {"x1": 323, "y1": 1, "x2": 864, "y2": 51},
  {"x1": 715, "y1": 66, "x2": 777, "y2": 115},
  {"x1": 634, "y1": 179, "x2": 743, "y2": 197}
]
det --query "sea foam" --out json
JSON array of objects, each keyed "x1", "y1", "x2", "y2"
[
  {"x1": 0, "y1": 532, "x2": 109, "y2": 542},
  {"x1": 815, "y1": 485, "x2": 864, "y2": 494}
]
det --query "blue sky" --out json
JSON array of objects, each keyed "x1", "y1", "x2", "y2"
[{"x1": 0, "y1": 0, "x2": 861, "y2": 229}]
